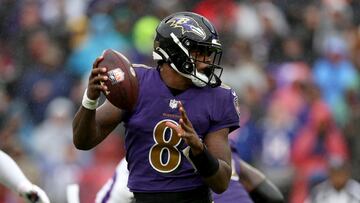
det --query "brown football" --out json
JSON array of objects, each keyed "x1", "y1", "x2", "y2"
[{"x1": 98, "y1": 49, "x2": 138, "y2": 110}]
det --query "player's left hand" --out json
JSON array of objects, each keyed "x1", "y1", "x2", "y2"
[
  {"x1": 19, "y1": 183, "x2": 50, "y2": 203},
  {"x1": 165, "y1": 101, "x2": 204, "y2": 155}
]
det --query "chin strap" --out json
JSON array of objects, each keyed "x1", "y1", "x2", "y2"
[{"x1": 191, "y1": 69, "x2": 208, "y2": 87}]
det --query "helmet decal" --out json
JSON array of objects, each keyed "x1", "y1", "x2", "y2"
[{"x1": 167, "y1": 16, "x2": 206, "y2": 40}]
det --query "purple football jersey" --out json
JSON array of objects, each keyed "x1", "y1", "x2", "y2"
[{"x1": 123, "y1": 65, "x2": 240, "y2": 192}]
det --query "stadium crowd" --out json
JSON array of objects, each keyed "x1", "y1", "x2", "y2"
[{"x1": 1, "y1": 0, "x2": 360, "y2": 202}]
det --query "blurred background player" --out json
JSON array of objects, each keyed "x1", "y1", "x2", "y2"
[
  {"x1": 95, "y1": 141, "x2": 284, "y2": 203},
  {"x1": 305, "y1": 156, "x2": 360, "y2": 203},
  {"x1": 213, "y1": 141, "x2": 284, "y2": 203},
  {"x1": 95, "y1": 158, "x2": 133, "y2": 203},
  {"x1": 73, "y1": 11, "x2": 240, "y2": 203},
  {"x1": 0, "y1": 150, "x2": 50, "y2": 203}
]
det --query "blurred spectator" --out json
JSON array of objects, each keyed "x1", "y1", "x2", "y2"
[
  {"x1": 256, "y1": 1, "x2": 289, "y2": 63},
  {"x1": 30, "y1": 97, "x2": 84, "y2": 203},
  {"x1": 312, "y1": 34, "x2": 360, "y2": 126},
  {"x1": 271, "y1": 35, "x2": 305, "y2": 63},
  {"x1": 0, "y1": 84, "x2": 29, "y2": 154},
  {"x1": 229, "y1": 104, "x2": 262, "y2": 164},
  {"x1": 350, "y1": 1, "x2": 360, "y2": 25},
  {"x1": 78, "y1": 133, "x2": 124, "y2": 203},
  {"x1": 11, "y1": 0, "x2": 49, "y2": 71},
  {"x1": 40, "y1": 0, "x2": 88, "y2": 26},
  {"x1": 66, "y1": 13, "x2": 131, "y2": 78},
  {"x1": 193, "y1": 0, "x2": 238, "y2": 62},
  {"x1": 305, "y1": 157, "x2": 360, "y2": 203},
  {"x1": 233, "y1": 2, "x2": 262, "y2": 42},
  {"x1": 131, "y1": 15, "x2": 160, "y2": 64},
  {"x1": 0, "y1": 0, "x2": 17, "y2": 40},
  {"x1": 30, "y1": 97, "x2": 75, "y2": 165},
  {"x1": 256, "y1": 97, "x2": 296, "y2": 200},
  {"x1": 350, "y1": 27, "x2": 360, "y2": 71},
  {"x1": 343, "y1": 89, "x2": 360, "y2": 181},
  {"x1": 318, "y1": 0, "x2": 354, "y2": 38},
  {"x1": 222, "y1": 40, "x2": 268, "y2": 105},
  {"x1": 291, "y1": 4, "x2": 321, "y2": 64},
  {"x1": 111, "y1": 7, "x2": 133, "y2": 41},
  {"x1": 248, "y1": 63, "x2": 313, "y2": 200},
  {"x1": 222, "y1": 40, "x2": 267, "y2": 164},
  {"x1": 67, "y1": 16, "x2": 89, "y2": 50},
  {"x1": 17, "y1": 30, "x2": 73, "y2": 125},
  {"x1": 193, "y1": 0, "x2": 237, "y2": 34},
  {"x1": 0, "y1": 41, "x2": 17, "y2": 84},
  {"x1": 255, "y1": 61, "x2": 308, "y2": 199},
  {"x1": 291, "y1": 98, "x2": 349, "y2": 203}
]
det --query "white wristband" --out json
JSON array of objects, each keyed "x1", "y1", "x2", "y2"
[{"x1": 82, "y1": 89, "x2": 98, "y2": 110}]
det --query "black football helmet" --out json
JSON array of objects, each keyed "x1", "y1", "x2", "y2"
[{"x1": 153, "y1": 12, "x2": 223, "y2": 88}]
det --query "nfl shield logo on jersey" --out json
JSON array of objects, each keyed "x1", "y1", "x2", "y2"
[{"x1": 169, "y1": 99, "x2": 179, "y2": 109}]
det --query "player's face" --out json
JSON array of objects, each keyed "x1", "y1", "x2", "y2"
[
  {"x1": 188, "y1": 46, "x2": 223, "y2": 88},
  {"x1": 191, "y1": 51, "x2": 212, "y2": 73}
]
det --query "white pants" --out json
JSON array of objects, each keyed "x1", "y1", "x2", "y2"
[{"x1": 95, "y1": 159, "x2": 134, "y2": 203}]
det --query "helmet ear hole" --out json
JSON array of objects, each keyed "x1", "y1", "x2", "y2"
[
  {"x1": 183, "y1": 39, "x2": 191, "y2": 48},
  {"x1": 182, "y1": 61, "x2": 194, "y2": 73}
]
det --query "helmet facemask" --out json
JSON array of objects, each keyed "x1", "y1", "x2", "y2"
[{"x1": 183, "y1": 39, "x2": 223, "y2": 88}]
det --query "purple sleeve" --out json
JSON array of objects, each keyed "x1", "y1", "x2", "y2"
[{"x1": 208, "y1": 88, "x2": 240, "y2": 133}]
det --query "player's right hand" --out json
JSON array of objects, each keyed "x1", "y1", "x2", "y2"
[{"x1": 87, "y1": 56, "x2": 109, "y2": 100}]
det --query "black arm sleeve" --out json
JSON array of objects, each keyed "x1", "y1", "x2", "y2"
[
  {"x1": 189, "y1": 146, "x2": 219, "y2": 178},
  {"x1": 249, "y1": 179, "x2": 285, "y2": 203}
]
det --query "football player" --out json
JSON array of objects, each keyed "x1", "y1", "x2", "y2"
[
  {"x1": 212, "y1": 141, "x2": 284, "y2": 203},
  {"x1": 0, "y1": 150, "x2": 50, "y2": 203},
  {"x1": 73, "y1": 12, "x2": 239, "y2": 203}
]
